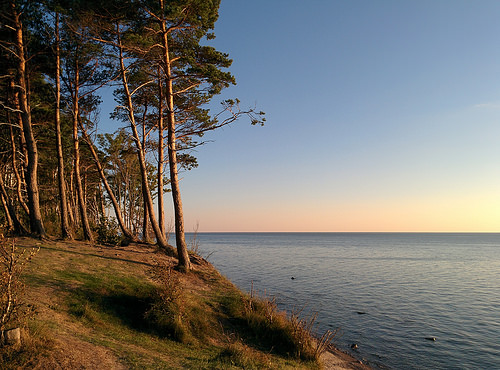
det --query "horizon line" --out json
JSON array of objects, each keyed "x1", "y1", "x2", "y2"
[{"x1": 185, "y1": 230, "x2": 500, "y2": 234}]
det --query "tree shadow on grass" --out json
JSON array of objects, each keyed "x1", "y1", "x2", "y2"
[
  {"x1": 39, "y1": 245, "x2": 153, "y2": 267},
  {"x1": 56, "y1": 270, "x2": 172, "y2": 338},
  {"x1": 69, "y1": 287, "x2": 188, "y2": 342}
]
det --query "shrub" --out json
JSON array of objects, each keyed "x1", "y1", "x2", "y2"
[
  {"x1": 145, "y1": 261, "x2": 190, "y2": 343},
  {"x1": 0, "y1": 239, "x2": 38, "y2": 345},
  {"x1": 93, "y1": 217, "x2": 121, "y2": 246}
]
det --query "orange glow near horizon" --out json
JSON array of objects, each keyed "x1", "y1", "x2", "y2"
[{"x1": 184, "y1": 190, "x2": 500, "y2": 233}]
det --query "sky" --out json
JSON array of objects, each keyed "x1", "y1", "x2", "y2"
[{"x1": 108, "y1": 1, "x2": 500, "y2": 232}]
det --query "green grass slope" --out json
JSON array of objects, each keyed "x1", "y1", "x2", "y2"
[{"x1": 1, "y1": 237, "x2": 325, "y2": 369}]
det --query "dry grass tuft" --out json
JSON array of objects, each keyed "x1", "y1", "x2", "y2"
[{"x1": 239, "y1": 284, "x2": 339, "y2": 362}]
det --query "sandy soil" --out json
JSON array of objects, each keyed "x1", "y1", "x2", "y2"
[{"x1": 321, "y1": 348, "x2": 371, "y2": 369}]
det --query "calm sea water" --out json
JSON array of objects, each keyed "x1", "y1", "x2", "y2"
[{"x1": 192, "y1": 233, "x2": 500, "y2": 369}]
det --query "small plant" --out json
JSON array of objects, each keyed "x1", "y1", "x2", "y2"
[
  {"x1": 188, "y1": 222, "x2": 200, "y2": 255},
  {"x1": 0, "y1": 239, "x2": 38, "y2": 345},
  {"x1": 315, "y1": 328, "x2": 340, "y2": 357}
]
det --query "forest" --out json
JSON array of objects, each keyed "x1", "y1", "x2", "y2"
[{"x1": 0, "y1": 0, "x2": 264, "y2": 272}]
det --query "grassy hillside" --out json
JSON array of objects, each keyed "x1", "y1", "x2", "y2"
[{"x1": 1, "y1": 237, "x2": 340, "y2": 369}]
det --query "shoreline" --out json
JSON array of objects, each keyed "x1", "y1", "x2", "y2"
[{"x1": 321, "y1": 347, "x2": 371, "y2": 369}]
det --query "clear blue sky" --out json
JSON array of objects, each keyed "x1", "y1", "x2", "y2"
[{"x1": 109, "y1": 1, "x2": 500, "y2": 232}]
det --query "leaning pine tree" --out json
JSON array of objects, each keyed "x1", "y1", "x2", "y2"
[
  {"x1": 86, "y1": 0, "x2": 264, "y2": 271},
  {"x1": 139, "y1": 0, "x2": 264, "y2": 272},
  {"x1": 3, "y1": 0, "x2": 46, "y2": 237}
]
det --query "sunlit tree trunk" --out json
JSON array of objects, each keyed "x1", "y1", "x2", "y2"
[
  {"x1": 0, "y1": 175, "x2": 27, "y2": 235},
  {"x1": 98, "y1": 182, "x2": 106, "y2": 218},
  {"x1": 157, "y1": 73, "x2": 165, "y2": 237},
  {"x1": 160, "y1": 6, "x2": 191, "y2": 271},
  {"x1": 0, "y1": 192, "x2": 14, "y2": 233},
  {"x1": 116, "y1": 26, "x2": 174, "y2": 255},
  {"x1": 12, "y1": 1, "x2": 45, "y2": 237},
  {"x1": 68, "y1": 166, "x2": 76, "y2": 227},
  {"x1": 79, "y1": 124, "x2": 136, "y2": 241},
  {"x1": 6, "y1": 77, "x2": 29, "y2": 218},
  {"x1": 54, "y1": 12, "x2": 73, "y2": 239},
  {"x1": 142, "y1": 122, "x2": 151, "y2": 242},
  {"x1": 9, "y1": 124, "x2": 29, "y2": 216},
  {"x1": 72, "y1": 68, "x2": 93, "y2": 242}
]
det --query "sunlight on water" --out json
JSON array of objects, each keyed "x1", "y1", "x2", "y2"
[{"x1": 195, "y1": 233, "x2": 500, "y2": 369}]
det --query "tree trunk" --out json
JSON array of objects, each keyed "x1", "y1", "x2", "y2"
[
  {"x1": 72, "y1": 75, "x2": 93, "y2": 242},
  {"x1": 13, "y1": 86, "x2": 29, "y2": 176},
  {"x1": 0, "y1": 175, "x2": 27, "y2": 235},
  {"x1": 116, "y1": 24, "x2": 174, "y2": 255},
  {"x1": 68, "y1": 166, "x2": 76, "y2": 227},
  {"x1": 98, "y1": 182, "x2": 106, "y2": 219},
  {"x1": 157, "y1": 73, "x2": 165, "y2": 236},
  {"x1": 9, "y1": 125, "x2": 29, "y2": 216},
  {"x1": 142, "y1": 183, "x2": 151, "y2": 243},
  {"x1": 12, "y1": 1, "x2": 45, "y2": 238},
  {"x1": 127, "y1": 179, "x2": 134, "y2": 233},
  {"x1": 1, "y1": 192, "x2": 14, "y2": 233},
  {"x1": 79, "y1": 117, "x2": 137, "y2": 242},
  {"x1": 141, "y1": 122, "x2": 151, "y2": 243},
  {"x1": 160, "y1": 11, "x2": 191, "y2": 271},
  {"x1": 54, "y1": 13, "x2": 72, "y2": 239},
  {"x1": 7, "y1": 77, "x2": 29, "y2": 218}
]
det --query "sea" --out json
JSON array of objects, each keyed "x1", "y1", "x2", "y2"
[{"x1": 191, "y1": 232, "x2": 500, "y2": 369}]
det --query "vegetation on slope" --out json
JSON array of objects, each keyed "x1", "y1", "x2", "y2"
[{"x1": 0, "y1": 237, "x2": 328, "y2": 369}]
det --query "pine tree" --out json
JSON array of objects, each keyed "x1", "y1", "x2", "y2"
[
  {"x1": 140, "y1": 0, "x2": 264, "y2": 271},
  {"x1": 1, "y1": 0, "x2": 46, "y2": 237}
]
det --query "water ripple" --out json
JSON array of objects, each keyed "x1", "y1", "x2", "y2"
[{"x1": 197, "y1": 233, "x2": 500, "y2": 369}]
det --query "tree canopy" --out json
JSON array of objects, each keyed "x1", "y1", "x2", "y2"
[{"x1": 0, "y1": 0, "x2": 264, "y2": 271}]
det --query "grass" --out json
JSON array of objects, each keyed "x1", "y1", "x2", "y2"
[{"x1": 0, "y1": 237, "x2": 328, "y2": 369}]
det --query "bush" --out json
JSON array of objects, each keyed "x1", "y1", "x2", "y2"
[
  {"x1": 145, "y1": 261, "x2": 190, "y2": 343},
  {"x1": 93, "y1": 217, "x2": 121, "y2": 246},
  {"x1": 0, "y1": 239, "x2": 38, "y2": 345}
]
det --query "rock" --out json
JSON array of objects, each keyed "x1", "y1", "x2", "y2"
[
  {"x1": 351, "y1": 343, "x2": 358, "y2": 349},
  {"x1": 3, "y1": 327, "x2": 21, "y2": 346},
  {"x1": 356, "y1": 311, "x2": 366, "y2": 315},
  {"x1": 291, "y1": 277, "x2": 295, "y2": 280},
  {"x1": 425, "y1": 337, "x2": 436, "y2": 341}
]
